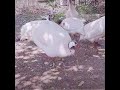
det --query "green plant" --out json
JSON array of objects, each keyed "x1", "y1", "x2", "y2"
[
  {"x1": 47, "y1": 0, "x2": 56, "y2": 9},
  {"x1": 76, "y1": 4, "x2": 98, "y2": 14},
  {"x1": 53, "y1": 13, "x2": 65, "y2": 22}
]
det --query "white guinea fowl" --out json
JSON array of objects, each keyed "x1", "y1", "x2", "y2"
[
  {"x1": 61, "y1": 0, "x2": 86, "y2": 42},
  {"x1": 80, "y1": 16, "x2": 105, "y2": 47},
  {"x1": 66, "y1": 0, "x2": 79, "y2": 18},
  {"x1": 31, "y1": 20, "x2": 77, "y2": 57},
  {"x1": 60, "y1": 17, "x2": 85, "y2": 35},
  {"x1": 65, "y1": 0, "x2": 86, "y2": 22},
  {"x1": 60, "y1": 17, "x2": 85, "y2": 42},
  {"x1": 20, "y1": 15, "x2": 50, "y2": 41}
]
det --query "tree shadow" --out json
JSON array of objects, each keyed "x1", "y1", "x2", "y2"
[{"x1": 15, "y1": 38, "x2": 105, "y2": 89}]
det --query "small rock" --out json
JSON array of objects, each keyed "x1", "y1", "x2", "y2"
[
  {"x1": 15, "y1": 74, "x2": 20, "y2": 78},
  {"x1": 58, "y1": 77, "x2": 62, "y2": 80},
  {"x1": 44, "y1": 62, "x2": 49, "y2": 65},
  {"x1": 78, "y1": 81, "x2": 84, "y2": 86},
  {"x1": 87, "y1": 67, "x2": 94, "y2": 72}
]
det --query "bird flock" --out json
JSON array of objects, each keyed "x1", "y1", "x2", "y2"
[{"x1": 20, "y1": 0, "x2": 105, "y2": 58}]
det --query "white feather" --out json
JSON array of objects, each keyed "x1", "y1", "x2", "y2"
[
  {"x1": 80, "y1": 16, "x2": 105, "y2": 42},
  {"x1": 20, "y1": 15, "x2": 51, "y2": 41},
  {"x1": 31, "y1": 20, "x2": 75, "y2": 57},
  {"x1": 61, "y1": 17, "x2": 85, "y2": 35},
  {"x1": 20, "y1": 21, "x2": 40, "y2": 41}
]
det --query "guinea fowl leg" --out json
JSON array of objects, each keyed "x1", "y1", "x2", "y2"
[
  {"x1": 75, "y1": 43, "x2": 81, "y2": 69},
  {"x1": 74, "y1": 54, "x2": 79, "y2": 69},
  {"x1": 51, "y1": 57, "x2": 63, "y2": 68},
  {"x1": 51, "y1": 57, "x2": 56, "y2": 68}
]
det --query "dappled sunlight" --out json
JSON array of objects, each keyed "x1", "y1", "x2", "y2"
[
  {"x1": 15, "y1": 49, "x2": 25, "y2": 53},
  {"x1": 90, "y1": 75, "x2": 99, "y2": 79},
  {"x1": 23, "y1": 81, "x2": 32, "y2": 87},
  {"x1": 59, "y1": 33, "x2": 65, "y2": 37},
  {"x1": 102, "y1": 55, "x2": 105, "y2": 58},
  {"x1": 43, "y1": 33, "x2": 49, "y2": 42},
  {"x1": 26, "y1": 46, "x2": 33, "y2": 49},
  {"x1": 15, "y1": 76, "x2": 26, "y2": 87},
  {"x1": 59, "y1": 44, "x2": 67, "y2": 55},
  {"x1": 19, "y1": 77, "x2": 42, "y2": 89},
  {"x1": 93, "y1": 55, "x2": 100, "y2": 58},
  {"x1": 98, "y1": 48, "x2": 105, "y2": 52},
  {"x1": 90, "y1": 20, "x2": 96, "y2": 27},
  {"x1": 23, "y1": 61, "x2": 29, "y2": 63},
  {"x1": 15, "y1": 73, "x2": 21, "y2": 78},
  {"x1": 15, "y1": 55, "x2": 24, "y2": 59},
  {"x1": 49, "y1": 34, "x2": 54, "y2": 44},
  {"x1": 78, "y1": 65, "x2": 84, "y2": 69},
  {"x1": 15, "y1": 69, "x2": 61, "y2": 89},
  {"x1": 31, "y1": 60, "x2": 38, "y2": 62},
  {"x1": 32, "y1": 50, "x2": 40, "y2": 54},
  {"x1": 31, "y1": 47, "x2": 38, "y2": 50},
  {"x1": 87, "y1": 67, "x2": 94, "y2": 72},
  {"x1": 64, "y1": 65, "x2": 96, "y2": 73},
  {"x1": 40, "y1": 68, "x2": 60, "y2": 84},
  {"x1": 65, "y1": 66, "x2": 78, "y2": 72},
  {"x1": 30, "y1": 76, "x2": 40, "y2": 83},
  {"x1": 23, "y1": 56, "x2": 30, "y2": 59},
  {"x1": 65, "y1": 65, "x2": 85, "y2": 72}
]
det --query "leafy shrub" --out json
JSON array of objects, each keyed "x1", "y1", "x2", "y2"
[
  {"x1": 76, "y1": 4, "x2": 99, "y2": 14},
  {"x1": 53, "y1": 13, "x2": 65, "y2": 22}
]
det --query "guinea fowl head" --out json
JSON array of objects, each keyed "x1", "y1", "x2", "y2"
[
  {"x1": 68, "y1": 40, "x2": 80, "y2": 55},
  {"x1": 68, "y1": 40, "x2": 77, "y2": 50}
]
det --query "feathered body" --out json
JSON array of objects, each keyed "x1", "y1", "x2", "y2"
[
  {"x1": 60, "y1": 17, "x2": 85, "y2": 35},
  {"x1": 80, "y1": 16, "x2": 105, "y2": 42},
  {"x1": 31, "y1": 20, "x2": 75, "y2": 57}
]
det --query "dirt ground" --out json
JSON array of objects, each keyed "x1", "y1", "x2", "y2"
[{"x1": 15, "y1": 1, "x2": 105, "y2": 90}]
